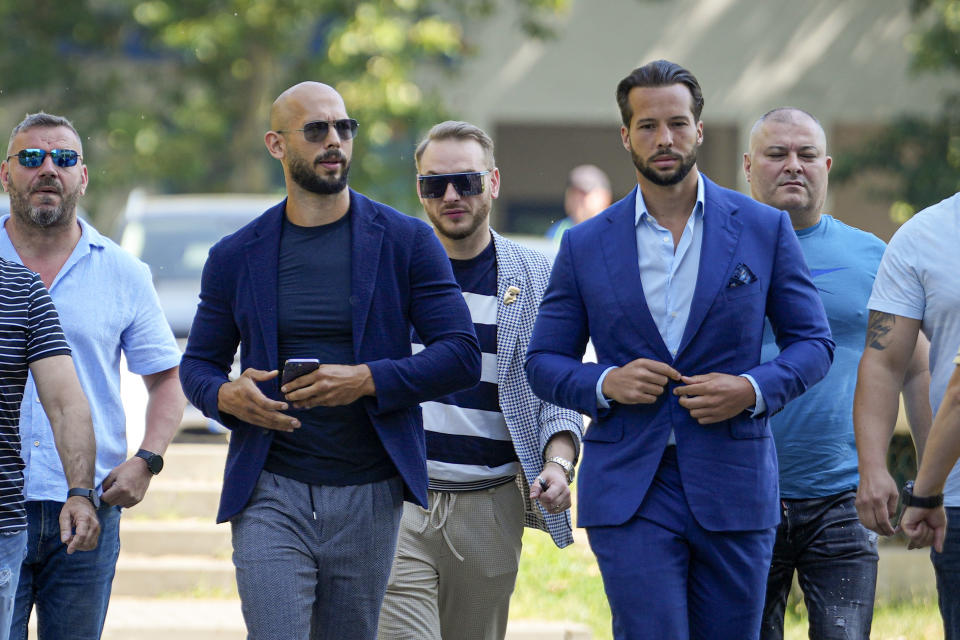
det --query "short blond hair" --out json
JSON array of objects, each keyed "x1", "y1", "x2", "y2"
[{"x1": 414, "y1": 121, "x2": 495, "y2": 172}]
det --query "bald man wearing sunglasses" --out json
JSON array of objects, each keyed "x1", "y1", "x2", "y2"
[
  {"x1": 377, "y1": 121, "x2": 582, "y2": 640},
  {"x1": 179, "y1": 83, "x2": 481, "y2": 640}
]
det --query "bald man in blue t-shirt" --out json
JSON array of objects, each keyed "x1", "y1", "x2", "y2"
[{"x1": 744, "y1": 107, "x2": 931, "y2": 640}]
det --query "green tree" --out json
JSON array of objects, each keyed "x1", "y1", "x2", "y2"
[
  {"x1": 833, "y1": 0, "x2": 960, "y2": 222},
  {"x1": 0, "y1": 0, "x2": 567, "y2": 222}
]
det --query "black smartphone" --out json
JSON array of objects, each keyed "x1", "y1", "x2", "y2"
[{"x1": 281, "y1": 358, "x2": 320, "y2": 385}]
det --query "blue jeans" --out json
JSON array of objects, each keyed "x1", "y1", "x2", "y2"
[
  {"x1": 0, "y1": 530, "x2": 27, "y2": 640},
  {"x1": 931, "y1": 506, "x2": 960, "y2": 640},
  {"x1": 231, "y1": 471, "x2": 404, "y2": 640},
  {"x1": 10, "y1": 500, "x2": 122, "y2": 640},
  {"x1": 761, "y1": 490, "x2": 878, "y2": 640}
]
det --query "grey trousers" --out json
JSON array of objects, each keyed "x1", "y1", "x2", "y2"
[
  {"x1": 378, "y1": 481, "x2": 525, "y2": 640},
  {"x1": 231, "y1": 471, "x2": 404, "y2": 640}
]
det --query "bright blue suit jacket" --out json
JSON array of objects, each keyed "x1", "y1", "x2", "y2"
[
  {"x1": 526, "y1": 175, "x2": 834, "y2": 531},
  {"x1": 180, "y1": 191, "x2": 481, "y2": 523}
]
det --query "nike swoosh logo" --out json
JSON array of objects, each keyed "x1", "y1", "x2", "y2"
[{"x1": 810, "y1": 267, "x2": 847, "y2": 278}]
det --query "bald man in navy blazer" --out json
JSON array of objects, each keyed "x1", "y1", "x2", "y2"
[
  {"x1": 180, "y1": 82, "x2": 480, "y2": 640},
  {"x1": 526, "y1": 61, "x2": 834, "y2": 640}
]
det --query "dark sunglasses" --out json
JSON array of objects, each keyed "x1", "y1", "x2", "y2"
[
  {"x1": 6, "y1": 148, "x2": 81, "y2": 168},
  {"x1": 418, "y1": 171, "x2": 490, "y2": 199},
  {"x1": 277, "y1": 119, "x2": 359, "y2": 143}
]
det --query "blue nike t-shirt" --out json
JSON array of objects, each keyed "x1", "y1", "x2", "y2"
[{"x1": 761, "y1": 214, "x2": 886, "y2": 499}]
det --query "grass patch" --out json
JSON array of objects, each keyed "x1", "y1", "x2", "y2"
[{"x1": 511, "y1": 529, "x2": 611, "y2": 639}]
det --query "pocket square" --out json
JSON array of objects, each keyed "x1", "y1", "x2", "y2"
[{"x1": 728, "y1": 263, "x2": 756, "y2": 288}]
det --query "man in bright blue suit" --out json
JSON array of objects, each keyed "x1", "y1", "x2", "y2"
[
  {"x1": 179, "y1": 82, "x2": 481, "y2": 640},
  {"x1": 525, "y1": 60, "x2": 835, "y2": 639}
]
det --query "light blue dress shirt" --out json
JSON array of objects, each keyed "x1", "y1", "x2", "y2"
[
  {"x1": 0, "y1": 216, "x2": 181, "y2": 502},
  {"x1": 594, "y1": 177, "x2": 765, "y2": 416}
]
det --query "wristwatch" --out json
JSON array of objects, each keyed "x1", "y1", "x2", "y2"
[
  {"x1": 135, "y1": 449, "x2": 164, "y2": 475},
  {"x1": 67, "y1": 487, "x2": 100, "y2": 509},
  {"x1": 901, "y1": 480, "x2": 944, "y2": 508},
  {"x1": 545, "y1": 456, "x2": 576, "y2": 483}
]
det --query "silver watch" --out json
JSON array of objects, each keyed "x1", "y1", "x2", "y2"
[{"x1": 545, "y1": 456, "x2": 575, "y2": 483}]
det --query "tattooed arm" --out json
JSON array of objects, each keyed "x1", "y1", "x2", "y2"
[{"x1": 853, "y1": 311, "x2": 923, "y2": 535}]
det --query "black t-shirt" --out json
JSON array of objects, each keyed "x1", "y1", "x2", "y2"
[{"x1": 264, "y1": 210, "x2": 394, "y2": 486}]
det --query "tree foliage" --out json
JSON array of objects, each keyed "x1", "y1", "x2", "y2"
[
  {"x1": 0, "y1": 0, "x2": 567, "y2": 221},
  {"x1": 833, "y1": 0, "x2": 960, "y2": 220}
]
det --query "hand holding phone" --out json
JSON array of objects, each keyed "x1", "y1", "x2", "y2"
[{"x1": 281, "y1": 358, "x2": 320, "y2": 385}]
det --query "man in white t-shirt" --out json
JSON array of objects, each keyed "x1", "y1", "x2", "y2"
[{"x1": 854, "y1": 193, "x2": 960, "y2": 637}]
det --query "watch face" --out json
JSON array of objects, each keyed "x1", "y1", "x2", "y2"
[
  {"x1": 147, "y1": 455, "x2": 164, "y2": 474},
  {"x1": 138, "y1": 450, "x2": 164, "y2": 474}
]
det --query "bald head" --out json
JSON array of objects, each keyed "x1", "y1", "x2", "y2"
[
  {"x1": 270, "y1": 82, "x2": 345, "y2": 132},
  {"x1": 748, "y1": 108, "x2": 826, "y2": 155},
  {"x1": 265, "y1": 81, "x2": 354, "y2": 202}
]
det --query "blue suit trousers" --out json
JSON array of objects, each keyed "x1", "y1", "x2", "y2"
[{"x1": 586, "y1": 447, "x2": 776, "y2": 640}]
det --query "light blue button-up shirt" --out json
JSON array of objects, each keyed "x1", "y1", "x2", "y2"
[
  {"x1": 0, "y1": 216, "x2": 181, "y2": 502},
  {"x1": 595, "y1": 177, "x2": 764, "y2": 416}
]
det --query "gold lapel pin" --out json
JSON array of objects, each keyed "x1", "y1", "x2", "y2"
[{"x1": 503, "y1": 286, "x2": 521, "y2": 305}]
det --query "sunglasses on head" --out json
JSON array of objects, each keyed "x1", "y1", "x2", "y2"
[
  {"x1": 418, "y1": 171, "x2": 490, "y2": 199},
  {"x1": 277, "y1": 119, "x2": 359, "y2": 143},
  {"x1": 6, "y1": 148, "x2": 81, "y2": 168}
]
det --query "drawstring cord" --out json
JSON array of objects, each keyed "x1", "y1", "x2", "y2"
[{"x1": 417, "y1": 491, "x2": 463, "y2": 562}]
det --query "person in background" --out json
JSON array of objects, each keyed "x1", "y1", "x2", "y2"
[{"x1": 545, "y1": 164, "x2": 612, "y2": 246}]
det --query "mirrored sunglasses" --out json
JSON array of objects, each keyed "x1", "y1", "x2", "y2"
[
  {"x1": 6, "y1": 148, "x2": 81, "y2": 168},
  {"x1": 418, "y1": 171, "x2": 490, "y2": 199},
  {"x1": 277, "y1": 119, "x2": 359, "y2": 143}
]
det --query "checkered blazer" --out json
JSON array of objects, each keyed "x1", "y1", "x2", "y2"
[{"x1": 491, "y1": 230, "x2": 583, "y2": 548}]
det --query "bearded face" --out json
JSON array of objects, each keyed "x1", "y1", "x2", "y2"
[
  {"x1": 7, "y1": 172, "x2": 81, "y2": 228},
  {"x1": 288, "y1": 147, "x2": 350, "y2": 195}
]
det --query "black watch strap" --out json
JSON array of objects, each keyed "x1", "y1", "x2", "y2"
[
  {"x1": 67, "y1": 487, "x2": 100, "y2": 509},
  {"x1": 135, "y1": 449, "x2": 164, "y2": 475},
  {"x1": 901, "y1": 480, "x2": 944, "y2": 508}
]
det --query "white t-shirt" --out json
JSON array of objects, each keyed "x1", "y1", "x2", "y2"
[{"x1": 868, "y1": 192, "x2": 960, "y2": 505}]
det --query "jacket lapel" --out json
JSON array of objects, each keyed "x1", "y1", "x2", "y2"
[
  {"x1": 349, "y1": 191, "x2": 384, "y2": 354},
  {"x1": 245, "y1": 202, "x2": 284, "y2": 372},
  {"x1": 492, "y1": 231, "x2": 521, "y2": 388},
  {"x1": 676, "y1": 177, "x2": 741, "y2": 358},
  {"x1": 601, "y1": 188, "x2": 672, "y2": 362}
]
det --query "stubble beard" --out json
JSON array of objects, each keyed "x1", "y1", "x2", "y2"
[
  {"x1": 7, "y1": 178, "x2": 79, "y2": 229},
  {"x1": 431, "y1": 199, "x2": 491, "y2": 242}
]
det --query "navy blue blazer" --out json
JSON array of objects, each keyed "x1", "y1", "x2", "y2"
[
  {"x1": 180, "y1": 191, "x2": 481, "y2": 523},
  {"x1": 526, "y1": 175, "x2": 834, "y2": 532}
]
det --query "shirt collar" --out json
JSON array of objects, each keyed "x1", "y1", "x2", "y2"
[
  {"x1": 634, "y1": 174, "x2": 705, "y2": 228},
  {"x1": 0, "y1": 213, "x2": 106, "y2": 252}
]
